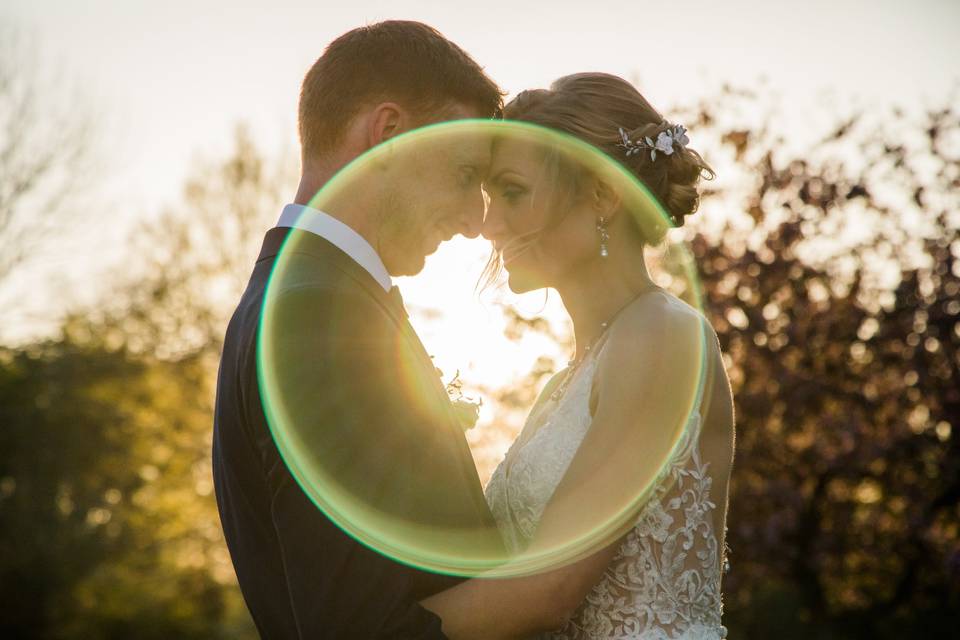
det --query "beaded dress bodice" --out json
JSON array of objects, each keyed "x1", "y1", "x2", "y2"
[{"x1": 485, "y1": 321, "x2": 728, "y2": 640}]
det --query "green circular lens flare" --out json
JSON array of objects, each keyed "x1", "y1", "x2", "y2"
[{"x1": 258, "y1": 119, "x2": 707, "y2": 577}]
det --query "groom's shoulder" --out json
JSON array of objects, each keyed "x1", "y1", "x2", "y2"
[
  {"x1": 249, "y1": 246, "x2": 383, "y2": 309},
  {"x1": 256, "y1": 264, "x2": 398, "y2": 344},
  {"x1": 265, "y1": 267, "x2": 386, "y2": 316},
  {"x1": 227, "y1": 254, "x2": 392, "y2": 360}
]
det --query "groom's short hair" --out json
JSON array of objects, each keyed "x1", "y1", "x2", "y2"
[{"x1": 298, "y1": 21, "x2": 503, "y2": 160}]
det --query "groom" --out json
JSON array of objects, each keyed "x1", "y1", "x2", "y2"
[{"x1": 212, "y1": 21, "x2": 504, "y2": 639}]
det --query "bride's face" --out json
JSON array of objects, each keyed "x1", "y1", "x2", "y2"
[{"x1": 482, "y1": 139, "x2": 598, "y2": 292}]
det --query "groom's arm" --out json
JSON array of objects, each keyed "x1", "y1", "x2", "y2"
[
  {"x1": 260, "y1": 284, "x2": 458, "y2": 639},
  {"x1": 269, "y1": 474, "x2": 448, "y2": 639}
]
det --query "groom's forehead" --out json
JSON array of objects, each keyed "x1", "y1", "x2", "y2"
[{"x1": 444, "y1": 129, "x2": 492, "y2": 168}]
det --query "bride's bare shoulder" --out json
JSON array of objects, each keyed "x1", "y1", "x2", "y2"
[
  {"x1": 603, "y1": 290, "x2": 710, "y2": 360},
  {"x1": 586, "y1": 291, "x2": 707, "y2": 411}
]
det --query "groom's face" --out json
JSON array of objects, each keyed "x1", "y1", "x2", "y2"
[{"x1": 377, "y1": 111, "x2": 490, "y2": 276}]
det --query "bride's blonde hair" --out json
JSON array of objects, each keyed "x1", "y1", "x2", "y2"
[
  {"x1": 506, "y1": 72, "x2": 714, "y2": 237},
  {"x1": 480, "y1": 73, "x2": 714, "y2": 290}
]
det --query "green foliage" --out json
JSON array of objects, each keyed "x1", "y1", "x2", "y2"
[
  {"x1": 0, "y1": 338, "x2": 254, "y2": 639},
  {"x1": 0, "y1": 125, "x2": 279, "y2": 638},
  {"x1": 88, "y1": 124, "x2": 294, "y2": 362}
]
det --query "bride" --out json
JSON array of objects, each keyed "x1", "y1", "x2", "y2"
[{"x1": 423, "y1": 72, "x2": 735, "y2": 639}]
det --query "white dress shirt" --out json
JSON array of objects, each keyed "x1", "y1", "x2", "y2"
[{"x1": 276, "y1": 204, "x2": 392, "y2": 292}]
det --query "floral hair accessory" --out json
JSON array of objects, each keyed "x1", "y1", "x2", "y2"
[{"x1": 618, "y1": 124, "x2": 690, "y2": 162}]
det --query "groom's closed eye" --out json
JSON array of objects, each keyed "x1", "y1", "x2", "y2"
[{"x1": 458, "y1": 165, "x2": 480, "y2": 188}]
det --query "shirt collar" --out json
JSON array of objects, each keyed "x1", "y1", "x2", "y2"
[{"x1": 276, "y1": 203, "x2": 392, "y2": 292}]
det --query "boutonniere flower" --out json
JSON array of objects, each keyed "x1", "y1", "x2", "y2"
[{"x1": 444, "y1": 369, "x2": 482, "y2": 432}]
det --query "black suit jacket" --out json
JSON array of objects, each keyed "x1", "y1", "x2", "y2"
[{"x1": 212, "y1": 227, "x2": 503, "y2": 639}]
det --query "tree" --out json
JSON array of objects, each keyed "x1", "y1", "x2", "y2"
[
  {"x1": 0, "y1": 23, "x2": 95, "y2": 293},
  {"x1": 692, "y1": 93, "x2": 959, "y2": 638},
  {"x1": 0, "y1": 336, "x2": 250, "y2": 639},
  {"x1": 82, "y1": 123, "x2": 295, "y2": 362},
  {"x1": 0, "y1": 125, "x2": 291, "y2": 638}
]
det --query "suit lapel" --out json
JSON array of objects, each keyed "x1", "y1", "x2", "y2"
[
  {"x1": 257, "y1": 227, "x2": 451, "y2": 405},
  {"x1": 256, "y1": 227, "x2": 497, "y2": 532},
  {"x1": 257, "y1": 227, "x2": 407, "y2": 328}
]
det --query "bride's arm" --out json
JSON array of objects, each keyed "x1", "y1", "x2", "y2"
[{"x1": 422, "y1": 299, "x2": 707, "y2": 639}]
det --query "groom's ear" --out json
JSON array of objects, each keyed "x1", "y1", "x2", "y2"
[{"x1": 366, "y1": 102, "x2": 409, "y2": 148}]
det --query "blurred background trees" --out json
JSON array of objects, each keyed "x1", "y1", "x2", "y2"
[
  {"x1": 82, "y1": 123, "x2": 294, "y2": 363},
  {"x1": 0, "y1": 124, "x2": 290, "y2": 639},
  {"x1": 0, "y1": 25, "x2": 96, "y2": 337},
  {"x1": 685, "y1": 91, "x2": 960, "y2": 638},
  {"x1": 1, "y1": 66, "x2": 957, "y2": 640},
  {"x1": 0, "y1": 340, "x2": 238, "y2": 638}
]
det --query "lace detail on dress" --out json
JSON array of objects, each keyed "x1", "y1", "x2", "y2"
[
  {"x1": 549, "y1": 411, "x2": 726, "y2": 640},
  {"x1": 485, "y1": 330, "x2": 728, "y2": 640},
  {"x1": 485, "y1": 356, "x2": 597, "y2": 554}
]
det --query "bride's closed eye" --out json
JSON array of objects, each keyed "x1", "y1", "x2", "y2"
[
  {"x1": 500, "y1": 181, "x2": 527, "y2": 205},
  {"x1": 489, "y1": 173, "x2": 528, "y2": 203},
  {"x1": 487, "y1": 169, "x2": 530, "y2": 207}
]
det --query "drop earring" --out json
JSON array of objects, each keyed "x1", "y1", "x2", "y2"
[{"x1": 597, "y1": 217, "x2": 610, "y2": 258}]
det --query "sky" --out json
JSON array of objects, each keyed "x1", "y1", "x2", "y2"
[
  {"x1": 7, "y1": 0, "x2": 957, "y2": 212},
  {"x1": 2, "y1": 0, "x2": 957, "y2": 449}
]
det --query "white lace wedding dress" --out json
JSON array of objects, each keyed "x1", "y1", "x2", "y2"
[{"x1": 485, "y1": 319, "x2": 729, "y2": 639}]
